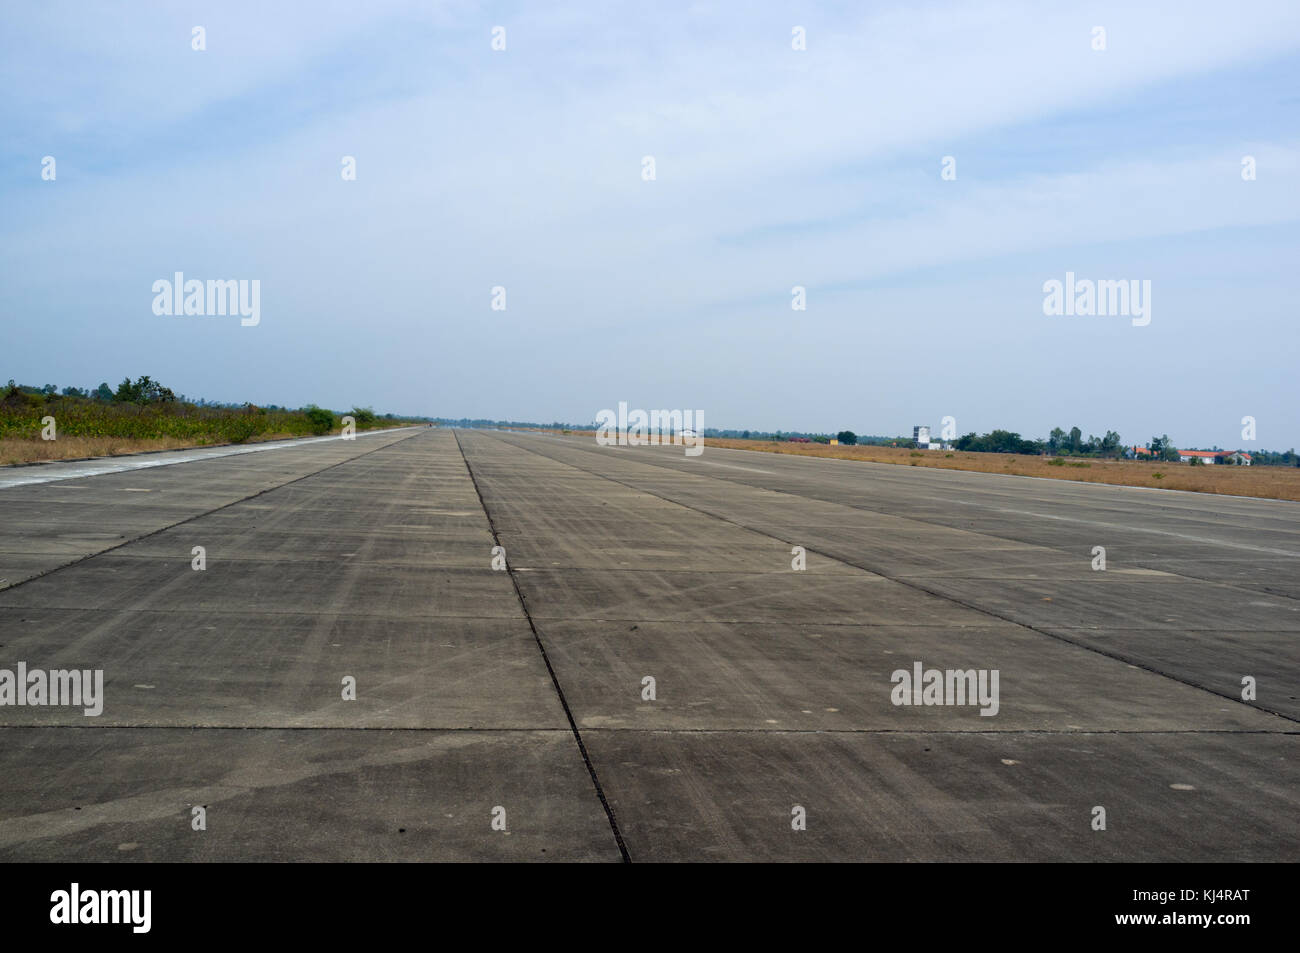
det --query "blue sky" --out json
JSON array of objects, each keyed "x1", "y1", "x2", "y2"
[{"x1": 2, "y1": 0, "x2": 1297, "y2": 449}]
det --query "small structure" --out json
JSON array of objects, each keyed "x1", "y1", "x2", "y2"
[
  {"x1": 1176, "y1": 450, "x2": 1253, "y2": 466},
  {"x1": 913, "y1": 425, "x2": 945, "y2": 450}
]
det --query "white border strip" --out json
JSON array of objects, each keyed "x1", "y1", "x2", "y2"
[{"x1": 0, "y1": 426, "x2": 423, "y2": 489}]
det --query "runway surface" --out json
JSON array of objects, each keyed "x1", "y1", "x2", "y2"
[{"x1": 1, "y1": 427, "x2": 1295, "y2": 861}]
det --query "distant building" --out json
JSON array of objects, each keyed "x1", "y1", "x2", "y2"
[
  {"x1": 1176, "y1": 450, "x2": 1253, "y2": 466},
  {"x1": 913, "y1": 425, "x2": 945, "y2": 450}
]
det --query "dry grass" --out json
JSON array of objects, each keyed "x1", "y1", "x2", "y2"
[
  {"x1": 538, "y1": 430, "x2": 1300, "y2": 503},
  {"x1": 0, "y1": 427, "x2": 408, "y2": 467}
]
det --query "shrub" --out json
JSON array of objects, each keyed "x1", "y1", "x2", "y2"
[
  {"x1": 0, "y1": 385, "x2": 411, "y2": 445},
  {"x1": 221, "y1": 414, "x2": 264, "y2": 444},
  {"x1": 303, "y1": 406, "x2": 335, "y2": 435}
]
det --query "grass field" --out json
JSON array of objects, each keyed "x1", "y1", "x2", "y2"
[{"x1": 540, "y1": 430, "x2": 1300, "y2": 503}]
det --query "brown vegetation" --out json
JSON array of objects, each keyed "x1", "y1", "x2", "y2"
[{"x1": 540, "y1": 430, "x2": 1300, "y2": 503}]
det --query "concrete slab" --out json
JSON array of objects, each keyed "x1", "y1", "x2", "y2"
[
  {"x1": 581, "y1": 730, "x2": 1299, "y2": 861},
  {"x1": 0, "y1": 428, "x2": 422, "y2": 586},
  {"x1": 531, "y1": 619, "x2": 1289, "y2": 732},
  {"x1": 0, "y1": 558, "x2": 520, "y2": 618},
  {"x1": 2, "y1": 426, "x2": 1295, "y2": 861},
  {"x1": 0, "y1": 430, "x2": 619, "y2": 860},
  {"x1": 0, "y1": 727, "x2": 618, "y2": 862},
  {"x1": 478, "y1": 431, "x2": 1300, "y2": 722},
  {"x1": 0, "y1": 608, "x2": 564, "y2": 729}
]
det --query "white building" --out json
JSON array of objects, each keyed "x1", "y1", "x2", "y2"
[
  {"x1": 1177, "y1": 450, "x2": 1253, "y2": 466},
  {"x1": 912, "y1": 425, "x2": 948, "y2": 450}
]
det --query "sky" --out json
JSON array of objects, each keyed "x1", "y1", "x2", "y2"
[{"x1": 2, "y1": 0, "x2": 1297, "y2": 449}]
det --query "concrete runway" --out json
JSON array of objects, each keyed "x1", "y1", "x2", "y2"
[{"x1": 1, "y1": 428, "x2": 1295, "y2": 861}]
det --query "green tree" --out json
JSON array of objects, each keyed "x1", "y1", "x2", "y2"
[
  {"x1": 837, "y1": 430, "x2": 857, "y2": 445},
  {"x1": 115, "y1": 375, "x2": 176, "y2": 405},
  {"x1": 1150, "y1": 435, "x2": 1179, "y2": 462}
]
